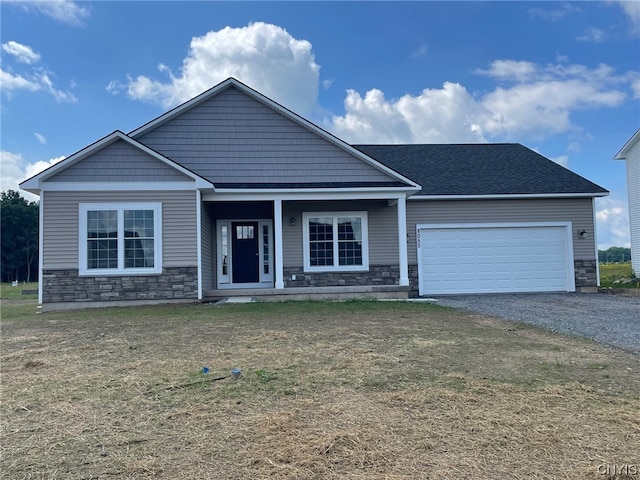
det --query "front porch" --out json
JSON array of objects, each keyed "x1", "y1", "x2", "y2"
[{"x1": 200, "y1": 196, "x2": 411, "y2": 296}]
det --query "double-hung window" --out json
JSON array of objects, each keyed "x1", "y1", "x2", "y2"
[
  {"x1": 303, "y1": 212, "x2": 368, "y2": 272},
  {"x1": 79, "y1": 203, "x2": 162, "y2": 275}
]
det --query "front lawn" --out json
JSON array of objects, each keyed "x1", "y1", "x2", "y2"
[{"x1": 1, "y1": 300, "x2": 638, "y2": 479}]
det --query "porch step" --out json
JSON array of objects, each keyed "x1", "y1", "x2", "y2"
[
  {"x1": 216, "y1": 296, "x2": 255, "y2": 304},
  {"x1": 204, "y1": 285, "x2": 410, "y2": 303}
]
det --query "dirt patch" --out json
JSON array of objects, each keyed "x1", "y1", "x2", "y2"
[{"x1": 1, "y1": 301, "x2": 639, "y2": 479}]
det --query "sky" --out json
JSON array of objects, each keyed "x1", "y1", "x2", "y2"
[{"x1": 1, "y1": 0, "x2": 639, "y2": 249}]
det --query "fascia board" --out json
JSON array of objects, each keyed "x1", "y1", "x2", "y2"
[
  {"x1": 39, "y1": 181, "x2": 205, "y2": 192},
  {"x1": 203, "y1": 189, "x2": 417, "y2": 202},
  {"x1": 408, "y1": 192, "x2": 610, "y2": 200}
]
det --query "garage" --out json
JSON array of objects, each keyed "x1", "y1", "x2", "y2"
[{"x1": 417, "y1": 222, "x2": 575, "y2": 295}]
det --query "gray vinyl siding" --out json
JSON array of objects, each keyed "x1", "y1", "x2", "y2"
[
  {"x1": 135, "y1": 87, "x2": 395, "y2": 184},
  {"x1": 42, "y1": 190, "x2": 198, "y2": 269},
  {"x1": 201, "y1": 202, "x2": 214, "y2": 290},
  {"x1": 406, "y1": 198, "x2": 596, "y2": 264},
  {"x1": 282, "y1": 200, "x2": 399, "y2": 267},
  {"x1": 48, "y1": 140, "x2": 193, "y2": 182}
]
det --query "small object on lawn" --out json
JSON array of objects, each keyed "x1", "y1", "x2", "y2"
[
  {"x1": 202, "y1": 366, "x2": 209, "y2": 375},
  {"x1": 231, "y1": 368, "x2": 241, "y2": 379}
]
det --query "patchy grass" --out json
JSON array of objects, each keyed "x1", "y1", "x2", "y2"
[
  {"x1": 1, "y1": 300, "x2": 639, "y2": 479},
  {"x1": 0, "y1": 282, "x2": 38, "y2": 300},
  {"x1": 600, "y1": 263, "x2": 638, "y2": 288}
]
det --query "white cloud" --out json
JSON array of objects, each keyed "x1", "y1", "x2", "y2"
[
  {"x1": 6, "y1": 0, "x2": 89, "y2": 26},
  {"x1": 476, "y1": 60, "x2": 537, "y2": 82},
  {"x1": 613, "y1": 0, "x2": 640, "y2": 35},
  {"x1": 577, "y1": 27, "x2": 606, "y2": 43},
  {"x1": 410, "y1": 44, "x2": 428, "y2": 59},
  {"x1": 1, "y1": 41, "x2": 41, "y2": 64},
  {"x1": 0, "y1": 68, "x2": 77, "y2": 103},
  {"x1": 330, "y1": 83, "x2": 487, "y2": 144},
  {"x1": 528, "y1": 3, "x2": 582, "y2": 22},
  {"x1": 38, "y1": 72, "x2": 77, "y2": 103},
  {"x1": 0, "y1": 150, "x2": 65, "y2": 200},
  {"x1": 34, "y1": 133, "x2": 47, "y2": 145},
  {"x1": 596, "y1": 195, "x2": 631, "y2": 249},
  {"x1": 329, "y1": 59, "x2": 632, "y2": 144},
  {"x1": 114, "y1": 22, "x2": 320, "y2": 115},
  {"x1": 0, "y1": 68, "x2": 40, "y2": 94}
]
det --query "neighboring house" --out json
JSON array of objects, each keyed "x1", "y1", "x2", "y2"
[
  {"x1": 614, "y1": 128, "x2": 640, "y2": 275},
  {"x1": 20, "y1": 78, "x2": 608, "y2": 310}
]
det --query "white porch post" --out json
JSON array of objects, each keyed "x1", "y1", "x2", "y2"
[
  {"x1": 274, "y1": 198, "x2": 285, "y2": 289},
  {"x1": 397, "y1": 196, "x2": 409, "y2": 286},
  {"x1": 196, "y1": 190, "x2": 203, "y2": 300}
]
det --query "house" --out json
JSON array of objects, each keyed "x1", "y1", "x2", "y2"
[
  {"x1": 20, "y1": 78, "x2": 608, "y2": 310},
  {"x1": 614, "y1": 128, "x2": 640, "y2": 275}
]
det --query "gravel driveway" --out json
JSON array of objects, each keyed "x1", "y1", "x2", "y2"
[{"x1": 431, "y1": 293, "x2": 640, "y2": 356}]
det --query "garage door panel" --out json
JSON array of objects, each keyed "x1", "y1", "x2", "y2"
[{"x1": 418, "y1": 224, "x2": 572, "y2": 295}]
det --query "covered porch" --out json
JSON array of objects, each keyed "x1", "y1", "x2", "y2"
[{"x1": 198, "y1": 191, "x2": 411, "y2": 299}]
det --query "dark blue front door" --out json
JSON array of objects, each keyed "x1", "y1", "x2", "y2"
[{"x1": 232, "y1": 222, "x2": 259, "y2": 283}]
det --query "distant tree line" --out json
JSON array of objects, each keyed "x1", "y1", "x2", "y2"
[
  {"x1": 1, "y1": 190, "x2": 39, "y2": 283},
  {"x1": 598, "y1": 246, "x2": 632, "y2": 263}
]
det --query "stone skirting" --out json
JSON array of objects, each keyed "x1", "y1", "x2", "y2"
[
  {"x1": 574, "y1": 259, "x2": 598, "y2": 287},
  {"x1": 283, "y1": 265, "x2": 400, "y2": 288},
  {"x1": 408, "y1": 264, "x2": 420, "y2": 298},
  {"x1": 41, "y1": 267, "x2": 198, "y2": 304}
]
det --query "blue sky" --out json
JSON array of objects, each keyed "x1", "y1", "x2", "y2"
[{"x1": 1, "y1": 1, "x2": 638, "y2": 248}]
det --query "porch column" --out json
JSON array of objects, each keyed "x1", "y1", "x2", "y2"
[
  {"x1": 397, "y1": 196, "x2": 409, "y2": 286},
  {"x1": 274, "y1": 199, "x2": 285, "y2": 289}
]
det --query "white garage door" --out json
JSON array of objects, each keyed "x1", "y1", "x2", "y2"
[{"x1": 417, "y1": 223, "x2": 575, "y2": 295}]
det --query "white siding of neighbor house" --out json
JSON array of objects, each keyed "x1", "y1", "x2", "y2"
[
  {"x1": 47, "y1": 140, "x2": 193, "y2": 182},
  {"x1": 42, "y1": 190, "x2": 198, "y2": 269},
  {"x1": 406, "y1": 198, "x2": 596, "y2": 264},
  {"x1": 282, "y1": 200, "x2": 399, "y2": 267},
  {"x1": 624, "y1": 142, "x2": 640, "y2": 274},
  {"x1": 135, "y1": 87, "x2": 395, "y2": 185}
]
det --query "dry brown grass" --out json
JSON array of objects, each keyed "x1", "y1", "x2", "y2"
[{"x1": 1, "y1": 300, "x2": 639, "y2": 479}]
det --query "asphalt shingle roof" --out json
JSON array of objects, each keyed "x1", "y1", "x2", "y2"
[{"x1": 354, "y1": 143, "x2": 608, "y2": 196}]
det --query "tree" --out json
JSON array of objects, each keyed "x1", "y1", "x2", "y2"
[
  {"x1": 1, "y1": 190, "x2": 39, "y2": 282},
  {"x1": 598, "y1": 246, "x2": 632, "y2": 263}
]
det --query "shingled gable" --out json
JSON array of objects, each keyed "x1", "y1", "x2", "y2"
[
  {"x1": 20, "y1": 130, "x2": 213, "y2": 194},
  {"x1": 128, "y1": 77, "x2": 419, "y2": 191},
  {"x1": 354, "y1": 144, "x2": 609, "y2": 198}
]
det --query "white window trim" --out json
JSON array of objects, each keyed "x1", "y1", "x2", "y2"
[
  {"x1": 79, "y1": 202, "x2": 162, "y2": 276},
  {"x1": 302, "y1": 211, "x2": 369, "y2": 273}
]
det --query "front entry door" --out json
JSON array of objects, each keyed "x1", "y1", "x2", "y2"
[{"x1": 231, "y1": 222, "x2": 259, "y2": 283}]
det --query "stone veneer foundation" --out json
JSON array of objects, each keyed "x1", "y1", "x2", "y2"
[
  {"x1": 41, "y1": 267, "x2": 198, "y2": 304},
  {"x1": 283, "y1": 265, "x2": 400, "y2": 289},
  {"x1": 574, "y1": 259, "x2": 598, "y2": 289}
]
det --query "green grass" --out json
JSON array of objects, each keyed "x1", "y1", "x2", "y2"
[
  {"x1": 0, "y1": 282, "x2": 38, "y2": 299},
  {"x1": 599, "y1": 262, "x2": 638, "y2": 288}
]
